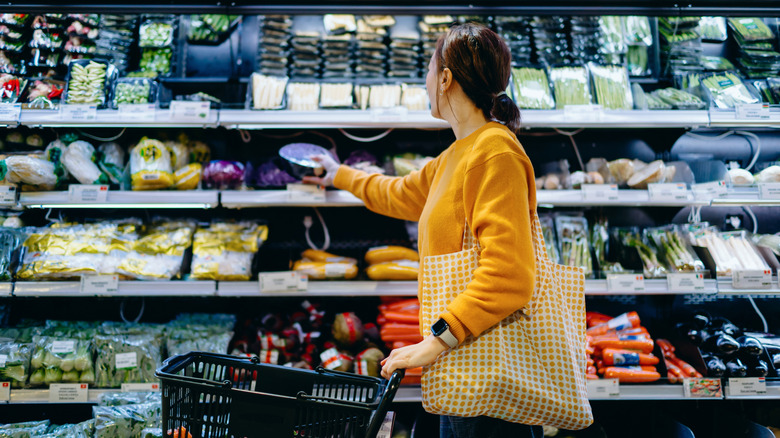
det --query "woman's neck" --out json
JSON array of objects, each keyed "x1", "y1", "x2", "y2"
[{"x1": 449, "y1": 110, "x2": 491, "y2": 140}]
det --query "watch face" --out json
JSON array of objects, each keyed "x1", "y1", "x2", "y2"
[{"x1": 432, "y1": 318, "x2": 448, "y2": 336}]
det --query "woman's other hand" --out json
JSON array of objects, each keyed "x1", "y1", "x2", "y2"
[
  {"x1": 302, "y1": 154, "x2": 340, "y2": 187},
  {"x1": 380, "y1": 335, "x2": 448, "y2": 379}
]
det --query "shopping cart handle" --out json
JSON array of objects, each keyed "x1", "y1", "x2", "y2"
[{"x1": 365, "y1": 368, "x2": 405, "y2": 438}]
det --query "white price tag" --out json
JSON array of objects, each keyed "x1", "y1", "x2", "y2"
[
  {"x1": 581, "y1": 184, "x2": 618, "y2": 202},
  {"x1": 80, "y1": 275, "x2": 119, "y2": 294},
  {"x1": 375, "y1": 412, "x2": 396, "y2": 438},
  {"x1": 60, "y1": 104, "x2": 97, "y2": 121},
  {"x1": 121, "y1": 383, "x2": 160, "y2": 392},
  {"x1": 116, "y1": 352, "x2": 138, "y2": 370},
  {"x1": 563, "y1": 104, "x2": 603, "y2": 121},
  {"x1": 0, "y1": 104, "x2": 21, "y2": 122},
  {"x1": 0, "y1": 382, "x2": 9, "y2": 402},
  {"x1": 370, "y1": 107, "x2": 408, "y2": 122},
  {"x1": 732, "y1": 269, "x2": 773, "y2": 289},
  {"x1": 648, "y1": 183, "x2": 691, "y2": 202},
  {"x1": 758, "y1": 183, "x2": 780, "y2": 200},
  {"x1": 586, "y1": 379, "x2": 620, "y2": 397},
  {"x1": 259, "y1": 271, "x2": 308, "y2": 292},
  {"x1": 0, "y1": 185, "x2": 15, "y2": 206},
  {"x1": 692, "y1": 181, "x2": 727, "y2": 200},
  {"x1": 169, "y1": 101, "x2": 210, "y2": 121},
  {"x1": 0, "y1": 355, "x2": 6, "y2": 368},
  {"x1": 286, "y1": 184, "x2": 326, "y2": 203},
  {"x1": 683, "y1": 378, "x2": 723, "y2": 398},
  {"x1": 68, "y1": 184, "x2": 108, "y2": 203},
  {"x1": 51, "y1": 340, "x2": 75, "y2": 354},
  {"x1": 728, "y1": 377, "x2": 766, "y2": 396},
  {"x1": 607, "y1": 274, "x2": 645, "y2": 292},
  {"x1": 118, "y1": 103, "x2": 156, "y2": 121},
  {"x1": 736, "y1": 103, "x2": 770, "y2": 120},
  {"x1": 667, "y1": 273, "x2": 706, "y2": 292},
  {"x1": 49, "y1": 383, "x2": 88, "y2": 403}
]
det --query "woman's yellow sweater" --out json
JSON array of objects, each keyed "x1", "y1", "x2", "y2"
[{"x1": 334, "y1": 122, "x2": 537, "y2": 344}]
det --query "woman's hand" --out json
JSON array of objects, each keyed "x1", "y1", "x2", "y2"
[
  {"x1": 380, "y1": 335, "x2": 448, "y2": 379},
  {"x1": 302, "y1": 154, "x2": 340, "y2": 187}
]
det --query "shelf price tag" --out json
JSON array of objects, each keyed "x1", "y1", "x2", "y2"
[
  {"x1": 683, "y1": 378, "x2": 722, "y2": 398},
  {"x1": 692, "y1": 181, "x2": 727, "y2": 200},
  {"x1": 121, "y1": 383, "x2": 160, "y2": 392},
  {"x1": 607, "y1": 274, "x2": 645, "y2": 292},
  {"x1": 758, "y1": 183, "x2": 780, "y2": 200},
  {"x1": 49, "y1": 383, "x2": 88, "y2": 403},
  {"x1": 586, "y1": 378, "x2": 619, "y2": 397},
  {"x1": 370, "y1": 107, "x2": 408, "y2": 122},
  {"x1": 0, "y1": 103, "x2": 21, "y2": 122},
  {"x1": 60, "y1": 104, "x2": 97, "y2": 121},
  {"x1": 169, "y1": 101, "x2": 210, "y2": 122},
  {"x1": 648, "y1": 183, "x2": 691, "y2": 202},
  {"x1": 259, "y1": 271, "x2": 308, "y2": 292},
  {"x1": 68, "y1": 184, "x2": 108, "y2": 203},
  {"x1": 80, "y1": 275, "x2": 119, "y2": 294},
  {"x1": 735, "y1": 103, "x2": 770, "y2": 120},
  {"x1": 563, "y1": 104, "x2": 603, "y2": 121},
  {"x1": 581, "y1": 184, "x2": 618, "y2": 202},
  {"x1": 0, "y1": 382, "x2": 8, "y2": 402},
  {"x1": 728, "y1": 377, "x2": 766, "y2": 396},
  {"x1": 667, "y1": 273, "x2": 706, "y2": 292},
  {"x1": 0, "y1": 185, "x2": 16, "y2": 206},
  {"x1": 376, "y1": 412, "x2": 396, "y2": 438},
  {"x1": 732, "y1": 270, "x2": 773, "y2": 289},
  {"x1": 287, "y1": 184, "x2": 326, "y2": 203},
  {"x1": 118, "y1": 103, "x2": 156, "y2": 121}
]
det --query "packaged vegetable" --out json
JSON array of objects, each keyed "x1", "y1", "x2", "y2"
[
  {"x1": 188, "y1": 140, "x2": 211, "y2": 164},
  {"x1": 97, "y1": 142, "x2": 125, "y2": 185},
  {"x1": 689, "y1": 228, "x2": 768, "y2": 276},
  {"x1": 251, "y1": 73, "x2": 288, "y2": 110},
  {"x1": 627, "y1": 45, "x2": 649, "y2": 76},
  {"x1": 701, "y1": 72, "x2": 759, "y2": 108},
  {"x1": 624, "y1": 16, "x2": 652, "y2": 46},
  {"x1": 112, "y1": 77, "x2": 155, "y2": 107},
  {"x1": 539, "y1": 215, "x2": 560, "y2": 263},
  {"x1": 627, "y1": 160, "x2": 666, "y2": 189},
  {"x1": 139, "y1": 18, "x2": 175, "y2": 48},
  {"x1": 65, "y1": 59, "x2": 115, "y2": 107},
  {"x1": 0, "y1": 342, "x2": 32, "y2": 388},
  {"x1": 365, "y1": 246, "x2": 419, "y2": 265},
  {"x1": 651, "y1": 88, "x2": 706, "y2": 110},
  {"x1": 319, "y1": 83, "x2": 353, "y2": 108},
  {"x1": 173, "y1": 163, "x2": 201, "y2": 190},
  {"x1": 728, "y1": 168, "x2": 755, "y2": 186},
  {"x1": 0, "y1": 421, "x2": 50, "y2": 437},
  {"x1": 202, "y1": 160, "x2": 245, "y2": 190},
  {"x1": 555, "y1": 215, "x2": 593, "y2": 278},
  {"x1": 618, "y1": 228, "x2": 667, "y2": 278},
  {"x1": 302, "y1": 249, "x2": 357, "y2": 264},
  {"x1": 589, "y1": 63, "x2": 633, "y2": 110},
  {"x1": 591, "y1": 218, "x2": 624, "y2": 275},
  {"x1": 164, "y1": 141, "x2": 189, "y2": 171},
  {"x1": 62, "y1": 140, "x2": 109, "y2": 185},
  {"x1": 727, "y1": 17, "x2": 774, "y2": 42},
  {"x1": 94, "y1": 326, "x2": 163, "y2": 388},
  {"x1": 29, "y1": 335, "x2": 95, "y2": 387},
  {"x1": 645, "y1": 226, "x2": 705, "y2": 273},
  {"x1": 0, "y1": 73, "x2": 24, "y2": 104},
  {"x1": 699, "y1": 17, "x2": 728, "y2": 42},
  {"x1": 550, "y1": 66, "x2": 592, "y2": 108},
  {"x1": 366, "y1": 261, "x2": 418, "y2": 281},
  {"x1": 188, "y1": 14, "x2": 238, "y2": 43},
  {"x1": 755, "y1": 165, "x2": 780, "y2": 183},
  {"x1": 23, "y1": 78, "x2": 65, "y2": 109},
  {"x1": 42, "y1": 419, "x2": 95, "y2": 438},
  {"x1": 287, "y1": 82, "x2": 320, "y2": 111},
  {"x1": 511, "y1": 66, "x2": 554, "y2": 110},
  {"x1": 0, "y1": 229, "x2": 21, "y2": 280},
  {"x1": 139, "y1": 47, "x2": 172, "y2": 75},
  {"x1": 190, "y1": 222, "x2": 268, "y2": 281},
  {"x1": 98, "y1": 391, "x2": 161, "y2": 406},
  {"x1": 44, "y1": 139, "x2": 69, "y2": 180},
  {"x1": 93, "y1": 402, "x2": 162, "y2": 437},
  {"x1": 130, "y1": 137, "x2": 173, "y2": 190},
  {"x1": 3, "y1": 155, "x2": 58, "y2": 190},
  {"x1": 293, "y1": 260, "x2": 358, "y2": 280},
  {"x1": 400, "y1": 84, "x2": 429, "y2": 111}
]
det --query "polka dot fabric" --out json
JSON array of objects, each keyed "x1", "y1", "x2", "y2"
[{"x1": 420, "y1": 213, "x2": 593, "y2": 430}]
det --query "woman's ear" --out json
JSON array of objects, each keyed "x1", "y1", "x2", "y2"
[{"x1": 440, "y1": 67, "x2": 453, "y2": 94}]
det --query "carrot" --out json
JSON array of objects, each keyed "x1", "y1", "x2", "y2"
[
  {"x1": 587, "y1": 365, "x2": 597, "y2": 375},
  {"x1": 376, "y1": 315, "x2": 387, "y2": 325},
  {"x1": 656, "y1": 339, "x2": 675, "y2": 354},
  {"x1": 405, "y1": 367, "x2": 423, "y2": 376},
  {"x1": 671, "y1": 357, "x2": 700, "y2": 378},
  {"x1": 586, "y1": 311, "x2": 613, "y2": 327},
  {"x1": 587, "y1": 357, "x2": 594, "y2": 366},
  {"x1": 385, "y1": 298, "x2": 420, "y2": 312},
  {"x1": 382, "y1": 311, "x2": 420, "y2": 325},
  {"x1": 665, "y1": 361, "x2": 682, "y2": 384},
  {"x1": 598, "y1": 365, "x2": 657, "y2": 374},
  {"x1": 602, "y1": 348, "x2": 660, "y2": 366},
  {"x1": 380, "y1": 323, "x2": 421, "y2": 338},
  {"x1": 603, "y1": 366, "x2": 661, "y2": 383},
  {"x1": 586, "y1": 311, "x2": 641, "y2": 336},
  {"x1": 586, "y1": 374, "x2": 600, "y2": 380},
  {"x1": 591, "y1": 336, "x2": 654, "y2": 354},
  {"x1": 380, "y1": 333, "x2": 423, "y2": 343},
  {"x1": 168, "y1": 427, "x2": 192, "y2": 438}
]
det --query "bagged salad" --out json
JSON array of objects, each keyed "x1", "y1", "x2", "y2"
[
  {"x1": 0, "y1": 342, "x2": 32, "y2": 388},
  {"x1": 29, "y1": 335, "x2": 95, "y2": 387},
  {"x1": 93, "y1": 402, "x2": 162, "y2": 438}
]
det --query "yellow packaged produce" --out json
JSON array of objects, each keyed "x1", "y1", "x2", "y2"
[
  {"x1": 190, "y1": 222, "x2": 268, "y2": 281},
  {"x1": 366, "y1": 260, "x2": 419, "y2": 281},
  {"x1": 130, "y1": 137, "x2": 173, "y2": 190},
  {"x1": 301, "y1": 249, "x2": 357, "y2": 265},
  {"x1": 292, "y1": 260, "x2": 358, "y2": 280},
  {"x1": 173, "y1": 163, "x2": 202, "y2": 190},
  {"x1": 364, "y1": 245, "x2": 419, "y2": 265},
  {"x1": 165, "y1": 140, "x2": 190, "y2": 171}
]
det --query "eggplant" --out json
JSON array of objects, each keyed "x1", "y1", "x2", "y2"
[
  {"x1": 676, "y1": 322, "x2": 703, "y2": 345},
  {"x1": 691, "y1": 310, "x2": 710, "y2": 330},
  {"x1": 726, "y1": 358, "x2": 748, "y2": 377},
  {"x1": 751, "y1": 360, "x2": 769, "y2": 378},
  {"x1": 702, "y1": 333, "x2": 740, "y2": 356},
  {"x1": 708, "y1": 317, "x2": 741, "y2": 337},
  {"x1": 772, "y1": 353, "x2": 780, "y2": 370},
  {"x1": 737, "y1": 336, "x2": 763, "y2": 357},
  {"x1": 703, "y1": 354, "x2": 726, "y2": 377}
]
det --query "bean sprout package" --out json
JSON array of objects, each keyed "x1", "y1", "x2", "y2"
[
  {"x1": 190, "y1": 222, "x2": 268, "y2": 281},
  {"x1": 62, "y1": 140, "x2": 110, "y2": 185},
  {"x1": 130, "y1": 137, "x2": 173, "y2": 190},
  {"x1": 1, "y1": 155, "x2": 59, "y2": 191}
]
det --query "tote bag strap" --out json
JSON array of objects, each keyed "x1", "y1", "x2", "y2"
[{"x1": 463, "y1": 212, "x2": 550, "y2": 262}]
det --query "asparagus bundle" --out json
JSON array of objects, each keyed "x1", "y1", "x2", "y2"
[
  {"x1": 555, "y1": 216, "x2": 593, "y2": 277},
  {"x1": 651, "y1": 88, "x2": 706, "y2": 110},
  {"x1": 645, "y1": 226, "x2": 705, "y2": 272},
  {"x1": 511, "y1": 67, "x2": 555, "y2": 110},
  {"x1": 539, "y1": 215, "x2": 560, "y2": 263},
  {"x1": 619, "y1": 229, "x2": 667, "y2": 278},
  {"x1": 550, "y1": 66, "x2": 592, "y2": 109},
  {"x1": 589, "y1": 63, "x2": 633, "y2": 110},
  {"x1": 727, "y1": 17, "x2": 774, "y2": 42},
  {"x1": 591, "y1": 218, "x2": 625, "y2": 275},
  {"x1": 701, "y1": 72, "x2": 759, "y2": 108}
]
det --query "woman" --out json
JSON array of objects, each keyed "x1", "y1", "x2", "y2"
[{"x1": 305, "y1": 23, "x2": 542, "y2": 438}]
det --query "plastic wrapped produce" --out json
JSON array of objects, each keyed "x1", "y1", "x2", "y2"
[
  {"x1": 699, "y1": 17, "x2": 728, "y2": 42},
  {"x1": 589, "y1": 63, "x2": 633, "y2": 110},
  {"x1": 41, "y1": 419, "x2": 95, "y2": 438},
  {"x1": 755, "y1": 165, "x2": 780, "y2": 183},
  {"x1": 701, "y1": 72, "x2": 759, "y2": 108},
  {"x1": 319, "y1": 83, "x2": 353, "y2": 108},
  {"x1": 727, "y1": 17, "x2": 774, "y2": 43},
  {"x1": 0, "y1": 421, "x2": 50, "y2": 437},
  {"x1": 65, "y1": 60, "x2": 113, "y2": 106},
  {"x1": 3, "y1": 155, "x2": 58, "y2": 190},
  {"x1": 139, "y1": 18, "x2": 175, "y2": 48},
  {"x1": 539, "y1": 215, "x2": 560, "y2": 263},
  {"x1": 116, "y1": 220, "x2": 195, "y2": 281},
  {"x1": 62, "y1": 140, "x2": 109, "y2": 185},
  {"x1": 287, "y1": 82, "x2": 320, "y2": 111},
  {"x1": 0, "y1": 229, "x2": 21, "y2": 281},
  {"x1": 550, "y1": 66, "x2": 592, "y2": 108},
  {"x1": 689, "y1": 228, "x2": 769, "y2": 276},
  {"x1": 0, "y1": 342, "x2": 32, "y2": 388},
  {"x1": 618, "y1": 228, "x2": 667, "y2": 278},
  {"x1": 29, "y1": 336, "x2": 95, "y2": 387},
  {"x1": 401, "y1": 85, "x2": 428, "y2": 111},
  {"x1": 645, "y1": 226, "x2": 705, "y2": 273},
  {"x1": 188, "y1": 140, "x2": 211, "y2": 164},
  {"x1": 112, "y1": 78, "x2": 154, "y2": 107},
  {"x1": 555, "y1": 215, "x2": 593, "y2": 277},
  {"x1": 98, "y1": 142, "x2": 125, "y2": 184},
  {"x1": 93, "y1": 402, "x2": 162, "y2": 438},
  {"x1": 44, "y1": 139, "x2": 69, "y2": 180},
  {"x1": 202, "y1": 160, "x2": 245, "y2": 190},
  {"x1": 651, "y1": 88, "x2": 706, "y2": 110},
  {"x1": 164, "y1": 141, "x2": 188, "y2": 171},
  {"x1": 591, "y1": 218, "x2": 625, "y2": 275},
  {"x1": 98, "y1": 391, "x2": 161, "y2": 406},
  {"x1": 627, "y1": 160, "x2": 666, "y2": 189},
  {"x1": 166, "y1": 327, "x2": 232, "y2": 357},
  {"x1": 173, "y1": 163, "x2": 201, "y2": 190},
  {"x1": 190, "y1": 222, "x2": 268, "y2": 281},
  {"x1": 511, "y1": 66, "x2": 554, "y2": 109},
  {"x1": 625, "y1": 16, "x2": 652, "y2": 46},
  {"x1": 94, "y1": 330, "x2": 162, "y2": 388},
  {"x1": 251, "y1": 73, "x2": 288, "y2": 110},
  {"x1": 130, "y1": 137, "x2": 173, "y2": 190}
]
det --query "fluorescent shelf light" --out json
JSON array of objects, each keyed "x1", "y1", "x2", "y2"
[{"x1": 26, "y1": 203, "x2": 213, "y2": 209}]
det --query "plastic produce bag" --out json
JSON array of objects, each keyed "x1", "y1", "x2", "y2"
[
  {"x1": 591, "y1": 218, "x2": 625, "y2": 275},
  {"x1": 28, "y1": 336, "x2": 95, "y2": 387},
  {"x1": 0, "y1": 229, "x2": 21, "y2": 281},
  {"x1": 0, "y1": 342, "x2": 32, "y2": 388},
  {"x1": 3, "y1": 155, "x2": 58, "y2": 190},
  {"x1": 555, "y1": 215, "x2": 593, "y2": 278},
  {"x1": 701, "y1": 72, "x2": 759, "y2": 108},
  {"x1": 94, "y1": 332, "x2": 162, "y2": 388},
  {"x1": 645, "y1": 226, "x2": 705, "y2": 273},
  {"x1": 589, "y1": 63, "x2": 633, "y2": 110},
  {"x1": 62, "y1": 140, "x2": 109, "y2": 185},
  {"x1": 98, "y1": 142, "x2": 126, "y2": 184},
  {"x1": 191, "y1": 222, "x2": 268, "y2": 281},
  {"x1": 202, "y1": 160, "x2": 245, "y2": 190},
  {"x1": 618, "y1": 228, "x2": 667, "y2": 278},
  {"x1": 41, "y1": 419, "x2": 95, "y2": 438},
  {"x1": 118, "y1": 220, "x2": 195, "y2": 281},
  {"x1": 539, "y1": 215, "x2": 560, "y2": 263},
  {"x1": 625, "y1": 16, "x2": 652, "y2": 46},
  {"x1": 188, "y1": 140, "x2": 211, "y2": 164},
  {"x1": 164, "y1": 141, "x2": 189, "y2": 171},
  {"x1": 44, "y1": 139, "x2": 70, "y2": 181},
  {"x1": 699, "y1": 17, "x2": 728, "y2": 42},
  {"x1": 93, "y1": 402, "x2": 162, "y2": 438},
  {"x1": 173, "y1": 163, "x2": 201, "y2": 190},
  {"x1": 65, "y1": 59, "x2": 115, "y2": 107},
  {"x1": 98, "y1": 391, "x2": 161, "y2": 406},
  {"x1": 139, "y1": 18, "x2": 175, "y2": 48},
  {"x1": 550, "y1": 66, "x2": 592, "y2": 108},
  {"x1": 112, "y1": 77, "x2": 155, "y2": 107},
  {"x1": 130, "y1": 137, "x2": 173, "y2": 190},
  {"x1": 0, "y1": 421, "x2": 50, "y2": 437},
  {"x1": 166, "y1": 328, "x2": 232, "y2": 357},
  {"x1": 511, "y1": 66, "x2": 554, "y2": 109}
]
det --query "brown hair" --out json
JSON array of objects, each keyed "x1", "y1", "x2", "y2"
[{"x1": 434, "y1": 22, "x2": 520, "y2": 132}]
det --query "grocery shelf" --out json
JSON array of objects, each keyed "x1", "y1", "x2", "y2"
[
  {"x1": 709, "y1": 108, "x2": 780, "y2": 127},
  {"x1": 20, "y1": 109, "x2": 219, "y2": 128},
  {"x1": 217, "y1": 281, "x2": 418, "y2": 297},
  {"x1": 536, "y1": 189, "x2": 707, "y2": 207},
  {"x1": 585, "y1": 279, "x2": 718, "y2": 295},
  {"x1": 725, "y1": 380, "x2": 780, "y2": 399},
  {"x1": 520, "y1": 109, "x2": 710, "y2": 129},
  {"x1": 221, "y1": 190, "x2": 362, "y2": 208},
  {"x1": 0, "y1": 283, "x2": 11, "y2": 297},
  {"x1": 218, "y1": 109, "x2": 448, "y2": 130},
  {"x1": 12, "y1": 281, "x2": 217, "y2": 297},
  {"x1": 8, "y1": 388, "x2": 119, "y2": 404},
  {"x1": 710, "y1": 187, "x2": 780, "y2": 207},
  {"x1": 20, "y1": 191, "x2": 219, "y2": 209},
  {"x1": 716, "y1": 278, "x2": 780, "y2": 296}
]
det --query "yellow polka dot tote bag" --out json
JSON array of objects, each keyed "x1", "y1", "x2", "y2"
[{"x1": 420, "y1": 212, "x2": 593, "y2": 430}]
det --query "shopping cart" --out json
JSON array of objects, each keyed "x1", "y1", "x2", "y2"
[{"x1": 155, "y1": 352, "x2": 405, "y2": 438}]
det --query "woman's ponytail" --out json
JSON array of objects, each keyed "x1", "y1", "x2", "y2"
[{"x1": 491, "y1": 92, "x2": 521, "y2": 133}]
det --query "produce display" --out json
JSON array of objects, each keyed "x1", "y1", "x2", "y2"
[
  {"x1": 511, "y1": 66, "x2": 554, "y2": 110},
  {"x1": 550, "y1": 66, "x2": 592, "y2": 108},
  {"x1": 190, "y1": 221, "x2": 268, "y2": 281},
  {"x1": 65, "y1": 60, "x2": 111, "y2": 106},
  {"x1": 377, "y1": 298, "x2": 422, "y2": 385},
  {"x1": 365, "y1": 245, "x2": 419, "y2": 281},
  {"x1": 645, "y1": 226, "x2": 705, "y2": 273},
  {"x1": 555, "y1": 215, "x2": 593, "y2": 278},
  {"x1": 687, "y1": 228, "x2": 769, "y2": 277},
  {"x1": 319, "y1": 83, "x2": 353, "y2": 108},
  {"x1": 23, "y1": 79, "x2": 65, "y2": 109},
  {"x1": 112, "y1": 78, "x2": 154, "y2": 106},
  {"x1": 589, "y1": 63, "x2": 633, "y2": 110}
]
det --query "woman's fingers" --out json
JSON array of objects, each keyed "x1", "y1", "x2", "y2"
[{"x1": 302, "y1": 176, "x2": 324, "y2": 185}]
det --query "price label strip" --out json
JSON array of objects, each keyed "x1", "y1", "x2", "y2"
[
  {"x1": 692, "y1": 181, "x2": 727, "y2": 200},
  {"x1": 80, "y1": 275, "x2": 119, "y2": 294},
  {"x1": 0, "y1": 103, "x2": 21, "y2": 123},
  {"x1": 259, "y1": 272, "x2": 308, "y2": 292},
  {"x1": 732, "y1": 270, "x2": 772, "y2": 290},
  {"x1": 118, "y1": 103, "x2": 156, "y2": 121},
  {"x1": 121, "y1": 383, "x2": 160, "y2": 392},
  {"x1": 586, "y1": 378, "x2": 620, "y2": 397},
  {"x1": 61, "y1": 104, "x2": 97, "y2": 121},
  {"x1": 728, "y1": 377, "x2": 767, "y2": 397},
  {"x1": 758, "y1": 183, "x2": 780, "y2": 200},
  {"x1": 683, "y1": 378, "x2": 723, "y2": 398},
  {"x1": 0, "y1": 185, "x2": 16, "y2": 206},
  {"x1": 581, "y1": 184, "x2": 619, "y2": 202},
  {"x1": 287, "y1": 183, "x2": 326, "y2": 203},
  {"x1": 169, "y1": 101, "x2": 210, "y2": 122},
  {"x1": 648, "y1": 183, "x2": 691, "y2": 203},
  {"x1": 69, "y1": 184, "x2": 108, "y2": 203},
  {"x1": 735, "y1": 103, "x2": 770, "y2": 120},
  {"x1": 370, "y1": 107, "x2": 408, "y2": 122},
  {"x1": 49, "y1": 383, "x2": 89, "y2": 403},
  {"x1": 607, "y1": 274, "x2": 646, "y2": 293},
  {"x1": 563, "y1": 104, "x2": 604, "y2": 121},
  {"x1": 667, "y1": 273, "x2": 706, "y2": 293},
  {"x1": 0, "y1": 382, "x2": 8, "y2": 402}
]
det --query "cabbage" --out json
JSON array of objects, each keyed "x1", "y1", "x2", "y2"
[
  {"x1": 253, "y1": 160, "x2": 298, "y2": 187},
  {"x1": 202, "y1": 160, "x2": 245, "y2": 190},
  {"x1": 343, "y1": 150, "x2": 378, "y2": 166}
]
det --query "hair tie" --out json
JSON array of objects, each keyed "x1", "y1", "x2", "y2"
[{"x1": 495, "y1": 91, "x2": 507, "y2": 98}]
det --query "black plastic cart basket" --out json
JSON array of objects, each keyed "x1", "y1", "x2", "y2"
[{"x1": 155, "y1": 352, "x2": 405, "y2": 438}]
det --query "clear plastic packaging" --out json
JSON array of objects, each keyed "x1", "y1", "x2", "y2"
[
  {"x1": 0, "y1": 420, "x2": 50, "y2": 436},
  {"x1": 319, "y1": 83, "x2": 353, "y2": 108},
  {"x1": 400, "y1": 84, "x2": 428, "y2": 111},
  {"x1": 701, "y1": 72, "x2": 759, "y2": 108},
  {"x1": 699, "y1": 17, "x2": 728, "y2": 42},
  {"x1": 62, "y1": 140, "x2": 109, "y2": 185},
  {"x1": 598, "y1": 16, "x2": 626, "y2": 54},
  {"x1": 645, "y1": 226, "x2": 705, "y2": 273},
  {"x1": 651, "y1": 87, "x2": 706, "y2": 110},
  {"x1": 129, "y1": 137, "x2": 173, "y2": 191},
  {"x1": 98, "y1": 391, "x2": 161, "y2": 407},
  {"x1": 98, "y1": 142, "x2": 126, "y2": 185},
  {"x1": 64, "y1": 59, "x2": 117, "y2": 108},
  {"x1": 368, "y1": 84, "x2": 401, "y2": 108},
  {"x1": 94, "y1": 328, "x2": 163, "y2": 388},
  {"x1": 188, "y1": 14, "x2": 239, "y2": 44},
  {"x1": 727, "y1": 17, "x2": 774, "y2": 42},
  {"x1": 190, "y1": 222, "x2": 268, "y2": 281},
  {"x1": 3, "y1": 155, "x2": 58, "y2": 190},
  {"x1": 689, "y1": 228, "x2": 769, "y2": 276},
  {"x1": 139, "y1": 47, "x2": 173, "y2": 76},
  {"x1": 202, "y1": 160, "x2": 245, "y2": 190},
  {"x1": 29, "y1": 335, "x2": 95, "y2": 387},
  {"x1": 550, "y1": 66, "x2": 592, "y2": 108},
  {"x1": 0, "y1": 342, "x2": 32, "y2": 388},
  {"x1": 554, "y1": 215, "x2": 593, "y2": 278},
  {"x1": 539, "y1": 215, "x2": 560, "y2": 263},
  {"x1": 111, "y1": 77, "x2": 156, "y2": 107},
  {"x1": 615, "y1": 228, "x2": 667, "y2": 278},
  {"x1": 250, "y1": 73, "x2": 288, "y2": 110},
  {"x1": 624, "y1": 16, "x2": 652, "y2": 46},
  {"x1": 0, "y1": 73, "x2": 26, "y2": 104},
  {"x1": 627, "y1": 45, "x2": 649, "y2": 76},
  {"x1": 138, "y1": 18, "x2": 175, "y2": 48},
  {"x1": 173, "y1": 163, "x2": 201, "y2": 190},
  {"x1": 93, "y1": 402, "x2": 162, "y2": 437},
  {"x1": 591, "y1": 218, "x2": 625, "y2": 276},
  {"x1": 23, "y1": 78, "x2": 65, "y2": 109},
  {"x1": 511, "y1": 66, "x2": 554, "y2": 110},
  {"x1": 589, "y1": 63, "x2": 633, "y2": 110},
  {"x1": 286, "y1": 82, "x2": 320, "y2": 111}
]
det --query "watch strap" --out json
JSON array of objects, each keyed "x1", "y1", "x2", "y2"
[{"x1": 438, "y1": 327, "x2": 459, "y2": 349}]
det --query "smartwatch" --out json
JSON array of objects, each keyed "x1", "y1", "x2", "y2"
[{"x1": 431, "y1": 318, "x2": 458, "y2": 349}]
